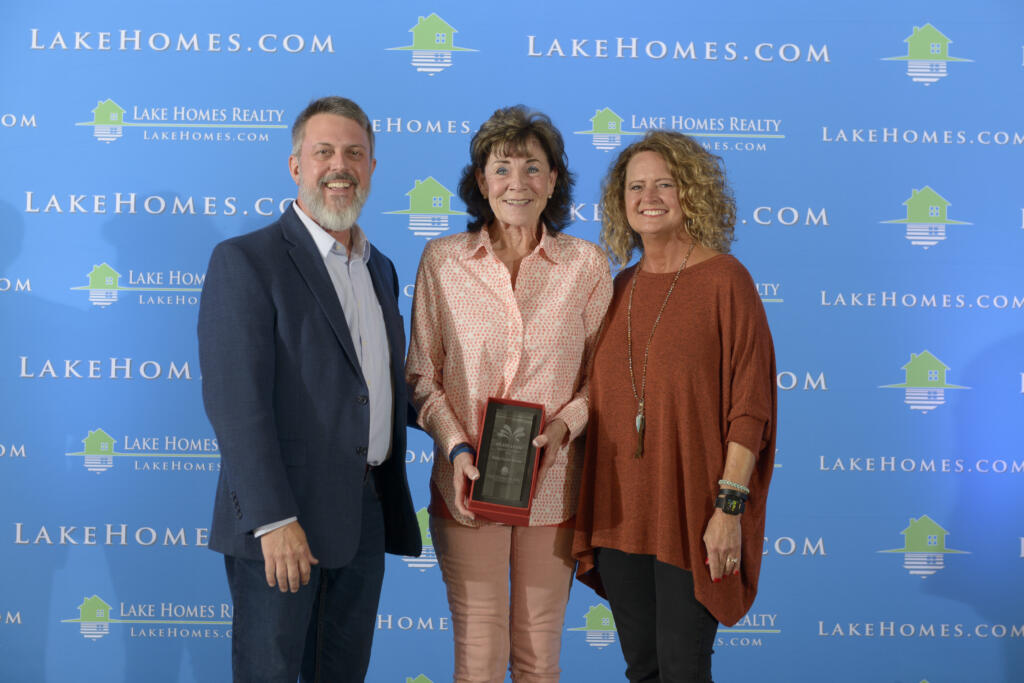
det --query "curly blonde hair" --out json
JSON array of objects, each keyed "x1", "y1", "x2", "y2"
[{"x1": 600, "y1": 130, "x2": 736, "y2": 267}]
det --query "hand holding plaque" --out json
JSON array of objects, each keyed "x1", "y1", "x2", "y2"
[
  {"x1": 467, "y1": 398, "x2": 545, "y2": 525},
  {"x1": 531, "y1": 418, "x2": 568, "y2": 486}
]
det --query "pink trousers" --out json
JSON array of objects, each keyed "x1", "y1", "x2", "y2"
[{"x1": 430, "y1": 517, "x2": 575, "y2": 683}]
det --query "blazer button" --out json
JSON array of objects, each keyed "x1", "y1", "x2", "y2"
[
  {"x1": 357, "y1": 446, "x2": 368, "y2": 456},
  {"x1": 356, "y1": 395, "x2": 369, "y2": 405}
]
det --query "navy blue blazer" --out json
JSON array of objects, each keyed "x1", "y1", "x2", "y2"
[{"x1": 198, "y1": 205, "x2": 421, "y2": 567}]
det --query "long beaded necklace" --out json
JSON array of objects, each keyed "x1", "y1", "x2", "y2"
[{"x1": 626, "y1": 240, "x2": 697, "y2": 458}]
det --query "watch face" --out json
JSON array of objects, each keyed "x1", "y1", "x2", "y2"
[{"x1": 717, "y1": 496, "x2": 744, "y2": 515}]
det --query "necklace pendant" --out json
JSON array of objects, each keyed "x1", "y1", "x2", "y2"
[{"x1": 634, "y1": 410, "x2": 645, "y2": 459}]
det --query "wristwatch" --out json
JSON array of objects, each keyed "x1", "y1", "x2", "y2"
[{"x1": 715, "y1": 493, "x2": 746, "y2": 515}]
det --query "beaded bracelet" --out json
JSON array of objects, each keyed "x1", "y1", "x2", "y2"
[{"x1": 718, "y1": 479, "x2": 750, "y2": 495}]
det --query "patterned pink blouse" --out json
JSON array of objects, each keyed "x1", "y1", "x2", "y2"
[{"x1": 406, "y1": 227, "x2": 612, "y2": 527}]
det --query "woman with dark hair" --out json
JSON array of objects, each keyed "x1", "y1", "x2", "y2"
[
  {"x1": 407, "y1": 105, "x2": 611, "y2": 681},
  {"x1": 573, "y1": 130, "x2": 777, "y2": 682}
]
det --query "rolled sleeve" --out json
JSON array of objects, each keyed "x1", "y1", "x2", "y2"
[{"x1": 724, "y1": 262, "x2": 776, "y2": 458}]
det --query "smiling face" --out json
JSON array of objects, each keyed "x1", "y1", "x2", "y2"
[
  {"x1": 475, "y1": 136, "x2": 557, "y2": 231},
  {"x1": 624, "y1": 150, "x2": 686, "y2": 241},
  {"x1": 289, "y1": 113, "x2": 375, "y2": 233}
]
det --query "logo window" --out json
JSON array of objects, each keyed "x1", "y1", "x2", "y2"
[
  {"x1": 930, "y1": 42, "x2": 941, "y2": 55},
  {"x1": 104, "y1": 276, "x2": 114, "y2": 286},
  {"x1": 927, "y1": 534, "x2": 938, "y2": 546},
  {"x1": 928, "y1": 370, "x2": 939, "y2": 382},
  {"x1": 435, "y1": 33, "x2": 447, "y2": 45},
  {"x1": 928, "y1": 205, "x2": 940, "y2": 217},
  {"x1": 601, "y1": 617, "x2": 610, "y2": 626},
  {"x1": 100, "y1": 442, "x2": 110, "y2": 452},
  {"x1": 109, "y1": 113, "x2": 118, "y2": 122},
  {"x1": 432, "y1": 196, "x2": 443, "y2": 208},
  {"x1": 606, "y1": 121, "x2": 617, "y2": 131}
]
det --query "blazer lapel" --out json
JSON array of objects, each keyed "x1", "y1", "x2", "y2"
[{"x1": 279, "y1": 208, "x2": 363, "y2": 375}]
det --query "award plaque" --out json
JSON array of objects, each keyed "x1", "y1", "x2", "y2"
[{"x1": 467, "y1": 398, "x2": 546, "y2": 524}]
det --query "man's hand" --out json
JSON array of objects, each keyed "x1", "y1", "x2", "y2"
[{"x1": 259, "y1": 521, "x2": 319, "y2": 593}]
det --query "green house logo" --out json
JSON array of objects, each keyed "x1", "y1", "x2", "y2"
[
  {"x1": 880, "y1": 350, "x2": 969, "y2": 413},
  {"x1": 881, "y1": 186, "x2": 971, "y2": 249},
  {"x1": 575, "y1": 107, "x2": 642, "y2": 151},
  {"x1": 568, "y1": 603, "x2": 617, "y2": 648},
  {"x1": 66, "y1": 427, "x2": 220, "y2": 474},
  {"x1": 385, "y1": 177, "x2": 467, "y2": 240},
  {"x1": 86, "y1": 99, "x2": 127, "y2": 142},
  {"x1": 76, "y1": 97, "x2": 285, "y2": 144},
  {"x1": 77, "y1": 263, "x2": 122, "y2": 306},
  {"x1": 387, "y1": 13, "x2": 477, "y2": 75},
  {"x1": 71, "y1": 428, "x2": 118, "y2": 473},
  {"x1": 406, "y1": 676, "x2": 434, "y2": 683},
  {"x1": 71, "y1": 262, "x2": 203, "y2": 307},
  {"x1": 883, "y1": 24, "x2": 972, "y2": 85},
  {"x1": 63, "y1": 595, "x2": 113, "y2": 639},
  {"x1": 62, "y1": 593, "x2": 230, "y2": 639},
  {"x1": 878, "y1": 515, "x2": 968, "y2": 577},
  {"x1": 402, "y1": 508, "x2": 437, "y2": 571}
]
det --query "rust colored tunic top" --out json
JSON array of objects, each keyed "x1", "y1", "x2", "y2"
[{"x1": 572, "y1": 254, "x2": 777, "y2": 626}]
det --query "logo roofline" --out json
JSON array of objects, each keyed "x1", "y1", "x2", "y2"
[
  {"x1": 573, "y1": 129, "x2": 643, "y2": 136},
  {"x1": 567, "y1": 626, "x2": 616, "y2": 631},
  {"x1": 882, "y1": 56, "x2": 973, "y2": 63},
  {"x1": 877, "y1": 548, "x2": 969, "y2": 555},
  {"x1": 881, "y1": 219, "x2": 971, "y2": 226},
  {"x1": 384, "y1": 210, "x2": 467, "y2": 216},
  {"x1": 879, "y1": 383, "x2": 969, "y2": 389},
  {"x1": 386, "y1": 46, "x2": 478, "y2": 53}
]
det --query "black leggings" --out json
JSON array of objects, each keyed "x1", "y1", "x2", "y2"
[{"x1": 597, "y1": 548, "x2": 719, "y2": 683}]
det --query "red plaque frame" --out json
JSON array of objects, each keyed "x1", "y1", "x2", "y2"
[{"x1": 467, "y1": 397, "x2": 546, "y2": 525}]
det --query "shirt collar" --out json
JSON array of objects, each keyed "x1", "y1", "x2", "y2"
[
  {"x1": 535, "y1": 225, "x2": 561, "y2": 264},
  {"x1": 292, "y1": 200, "x2": 372, "y2": 262},
  {"x1": 459, "y1": 223, "x2": 560, "y2": 264}
]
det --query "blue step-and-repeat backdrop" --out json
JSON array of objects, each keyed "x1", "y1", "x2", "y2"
[{"x1": 2, "y1": 2, "x2": 1022, "y2": 681}]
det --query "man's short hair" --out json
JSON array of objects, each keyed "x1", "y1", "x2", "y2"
[{"x1": 291, "y1": 96, "x2": 375, "y2": 158}]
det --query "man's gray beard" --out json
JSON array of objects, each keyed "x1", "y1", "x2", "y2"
[{"x1": 299, "y1": 177, "x2": 369, "y2": 233}]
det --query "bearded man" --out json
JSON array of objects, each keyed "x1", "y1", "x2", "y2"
[{"x1": 198, "y1": 96, "x2": 420, "y2": 683}]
